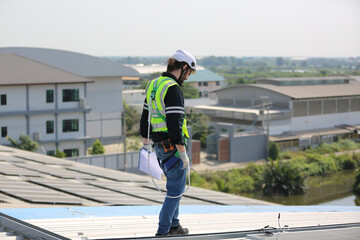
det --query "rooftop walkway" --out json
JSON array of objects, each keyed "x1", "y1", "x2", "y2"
[{"x1": 1, "y1": 205, "x2": 360, "y2": 239}]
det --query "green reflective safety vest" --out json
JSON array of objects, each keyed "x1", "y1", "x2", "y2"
[{"x1": 145, "y1": 76, "x2": 189, "y2": 139}]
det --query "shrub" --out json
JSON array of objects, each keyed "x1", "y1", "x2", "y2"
[
  {"x1": 88, "y1": 139, "x2": 105, "y2": 155},
  {"x1": 335, "y1": 154, "x2": 357, "y2": 170},
  {"x1": 7, "y1": 135, "x2": 38, "y2": 152},
  {"x1": 268, "y1": 141, "x2": 280, "y2": 160},
  {"x1": 353, "y1": 152, "x2": 360, "y2": 167},
  {"x1": 54, "y1": 149, "x2": 66, "y2": 158},
  {"x1": 353, "y1": 169, "x2": 360, "y2": 195},
  {"x1": 305, "y1": 153, "x2": 338, "y2": 175},
  {"x1": 262, "y1": 159, "x2": 306, "y2": 196},
  {"x1": 241, "y1": 163, "x2": 265, "y2": 190}
]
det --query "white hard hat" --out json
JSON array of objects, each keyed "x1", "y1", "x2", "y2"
[{"x1": 172, "y1": 49, "x2": 197, "y2": 74}]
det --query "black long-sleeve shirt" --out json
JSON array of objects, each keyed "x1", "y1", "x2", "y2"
[{"x1": 140, "y1": 72, "x2": 185, "y2": 145}]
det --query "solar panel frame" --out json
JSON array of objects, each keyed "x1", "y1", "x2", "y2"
[
  {"x1": 29, "y1": 178, "x2": 156, "y2": 206},
  {"x1": 0, "y1": 177, "x2": 84, "y2": 205}
]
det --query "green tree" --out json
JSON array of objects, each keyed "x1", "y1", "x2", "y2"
[
  {"x1": 124, "y1": 101, "x2": 141, "y2": 136},
  {"x1": 187, "y1": 112, "x2": 214, "y2": 147},
  {"x1": 180, "y1": 82, "x2": 198, "y2": 99},
  {"x1": 268, "y1": 141, "x2": 280, "y2": 160},
  {"x1": 276, "y1": 57, "x2": 284, "y2": 66},
  {"x1": 7, "y1": 134, "x2": 38, "y2": 152},
  {"x1": 88, "y1": 139, "x2": 105, "y2": 155},
  {"x1": 54, "y1": 149, "x2": 66, "y2": 158}
]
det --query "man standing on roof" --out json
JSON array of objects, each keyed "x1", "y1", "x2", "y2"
[{"x1": 140, "y1": 49, "x2": 196, "y2": 237}]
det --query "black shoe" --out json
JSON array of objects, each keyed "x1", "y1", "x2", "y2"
[
  {"x1": 155, "y1": 232, "x2": 170, "y2": 237},
  {"x1": 169, "y1": 225, "x2": 189, "y2": 235}
]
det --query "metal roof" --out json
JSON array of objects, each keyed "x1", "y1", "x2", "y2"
[
  {"x1": 0, "y1": 47, "x2": 140, "y2": 78},
  {"x1": 1, "y1": 206, "x2": 360, "y2": 239},
  {"x1": 257, "y1": 76, "x2": 353, "y2": 82},
  {"x1": 0, "y1": 54, "x2": 92, "y2": 86},
  {"x1": 187, "y1": 69, "x2": 225, "y2": 83},
  {"x1": 215, "y1": 82, "x2": 360, "y2": 100}
]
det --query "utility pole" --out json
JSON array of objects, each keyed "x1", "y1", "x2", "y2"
[
  {"x1": 123, "y1": 109, "x2": 127, "y2": 172},
  {"x1": 260, "y1": 96, "x2": 270, "y2": 160}
]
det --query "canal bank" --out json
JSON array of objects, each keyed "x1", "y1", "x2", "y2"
[{"x1": 243, "y1": 169, "x2": 359, "y2": 206}]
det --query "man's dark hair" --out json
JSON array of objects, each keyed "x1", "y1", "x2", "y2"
[{"x1": 166, "y1": 58, "x2": 188, "y2": 73}]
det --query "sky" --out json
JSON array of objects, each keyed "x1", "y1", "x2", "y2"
[{"x1": 0, "y1": 0, "x2": 359, "y2": 58}]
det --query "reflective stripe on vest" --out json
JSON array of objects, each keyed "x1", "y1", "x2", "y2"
[{"x1": 146, "y1": 76, "x2": 189, "y2": 138}]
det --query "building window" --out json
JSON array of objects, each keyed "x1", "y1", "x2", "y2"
[
  {"x1": 1, "y1": 127, "x2": 7, "y2": 138},
  {"x1": 203, "y1": 82, "x2": 208, "y2": 86},
  {"x1": 62, "y1": 119, "x2": 79, "y2": 132},
  {"x1": 46, "y1": 90, "x2": 54, "y2": 103},
  {"x1": 62, "y1": 89, "x2": 79, "y2": 102},
  {"x1": 216, "y1": 81, "x2": 220, "y2": 86},
  {"x1": 0, "y1": 94, "x2": 7, "y2": 106},
  {"x1": 46, "y1": 150, "x2": 55, "y2": 156},
  {"x1": 199, "y1": 82, "x2": 202, "y2": 86},
  {"x1": 46, "y1": 120, "x2": 54, "y2": 134},
  {"x1": 63, "y1": 148, "x2": 79, "y2": 157}
]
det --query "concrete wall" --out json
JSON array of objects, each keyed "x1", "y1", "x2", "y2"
[
  {"x1": 0, "y1": 116, "x2": 26, "y2": 145},
  {"x1": 230, "y1": 134, "x2": 267, "y2": 162},
  {"x1": 0, "y1": 86, "x2": 26, "y2": 112},
  {"x1": 291, "y1": 112, "x2": 360, "y2": 132},
  {"x1": 86, "y1": 77, "x2": 123, "y2": 141}
]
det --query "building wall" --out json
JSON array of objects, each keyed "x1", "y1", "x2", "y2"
[
  {"x1": 58, "y1": 140, "x2": 85, "y2": 157},
  {"x1": 123, "y1": 90, "x2": 146, "y2": 104},
  {"x1": 0, "y1": 84, "x2": 88, "y2": 156},
  {"x1": 29, "y1": 114, "x2": 56, "y2": 142},
  {"x1": 0, "y1": 116, "x2": 27, "y2": 145},
  {"x1": 268, "y1": 119, "x2": 292, "y2": 135},
  {"x1": 217, "y1": 86, "x2": 291, "y2": 108},
  {"x1": 57, "y1": 83, "x2": 85, "y2": 109},
  {"x1": 0, "y1": 86, "x2": 26, "y2": 112},
  {"x1": 230, "y1": 134, "x2": 267, "y2": 162},
  {"x1": 29, "y1": 85, "x2": 55, "y2": 111},
  {"x1": 86, "y1": 77, "x2": 123, "y2": 140},
  {"x1": 291, "y1": 112, "x2": 360, "y2": 132}
]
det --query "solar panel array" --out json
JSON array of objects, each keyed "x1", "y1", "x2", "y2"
[{"x1": 0, "y1": 145, "x2": 275, "y2": 207}]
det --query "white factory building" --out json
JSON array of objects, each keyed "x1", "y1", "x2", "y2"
[
  {"x1": 192, "y1": 76, "x2": 360, "y2": 150},
  {"x1": 0, "y1": 47, "x2": 140, "y2": 156},
  {"x1": 0, "y1": 53, "x2": 92, "y2": 156}
]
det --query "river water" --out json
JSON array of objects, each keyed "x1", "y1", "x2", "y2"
[{"x1": 243, "y1": 169, "x2": 360, "y2": 206}]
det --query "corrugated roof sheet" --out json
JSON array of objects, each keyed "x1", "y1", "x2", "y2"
[
  {"x1": 258, "y1": 76, "x2": 353, "y2": 82},
  {"x1": 0, "y1": 54, "x2": 92, "y2": 86},
  {"x1": 0, "y1": 47, "x2": 140, "y2": 78},
  {"x1": 215, "y1": 82, "x2": 360, "y2": 99}
]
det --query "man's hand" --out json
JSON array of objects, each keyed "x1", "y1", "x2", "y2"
[
  {"x1": 142, "y1": 138, "x2": 151, "y2": 151},
  {"x1": 179, "y1": 151, "x2": 189, "y2": 170}
]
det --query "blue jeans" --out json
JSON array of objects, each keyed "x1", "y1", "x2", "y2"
[{"x1": 154, "y1": 145, "x2": 187, "y2": 234}]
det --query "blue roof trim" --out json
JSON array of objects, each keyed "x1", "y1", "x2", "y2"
[{"x1": 2, "y1": 205, "x2": 359, "y2": 220}]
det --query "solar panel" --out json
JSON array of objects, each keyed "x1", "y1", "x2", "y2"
[
  {"x1": 66, "y1": 166, "x2": 150, "y2": 183},
  {"x1": 0, "y1": 176, "x2": 84, "y2": 205},
  {"x1": 29, "y1": 178, "x2": 155, "y2": 206},
  {"x1": 142, "y1": 183, "x2": 275, "y2": 206},
  {"x1": 0, "y1": 162, "x2": 44, "y2": 177},
  {"x1": 86, "y1": 181, "x2": 212, "y2": 205},
  {"x1": 15, "y1": 163, "x2": 97, "y2": 180},
  {"x1": 15, "y1": 153, "x2": 73, "y2": 166},
  {"x1": 0, "y1": 155, "x2": 25, "y2": 163}
]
